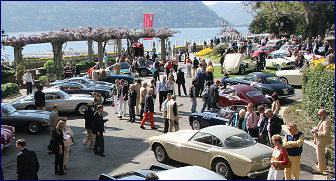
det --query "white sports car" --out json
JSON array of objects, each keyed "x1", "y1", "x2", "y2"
[
  {"x1": 276, "y1": 64, "x2": 308, "y2": 86},
  {"x1": 148, "y1": 125, "x2": 273, "y2": 179},
  {"x1": 266, "y1": 52, "x2": 295, "y2": 70}
]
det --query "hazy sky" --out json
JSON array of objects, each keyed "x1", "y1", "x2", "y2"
[{"x1": 202, "y1": 1, "x2": 241, "y2": 5}]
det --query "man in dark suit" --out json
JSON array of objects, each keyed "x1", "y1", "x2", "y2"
[
  {"x1": 34, "y1": 85, "x2": 45, "y2": 110},
  {"x1": 257, "y1": 105, "x2": 268, "y2": 145},
  {"x1": 128, "y1": 85, "x2": 137, "y2": 123},
  {"x1": 208, "y1": 80, "x2": 220, "y2": 111},
  {"x1": 92, "y1": 105, "x2": 106, "y2": 156},
  {"x1": 16, "y1": 138, "x2": 39, "y2": 180},
  {"x1": 265, "y1": 109, "x2": 284, "y2": 146}
]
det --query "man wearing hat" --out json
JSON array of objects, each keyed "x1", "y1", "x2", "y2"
[{"x1": 22, "y1": 69, "x2": 34, "y2": 95}]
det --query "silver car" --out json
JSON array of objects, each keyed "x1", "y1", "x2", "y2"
[{"x1": 11, "y1": 88, "x2": 94, "y2": 115}]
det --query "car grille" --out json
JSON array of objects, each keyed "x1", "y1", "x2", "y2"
[{"x1": 282, "y1": 88, "x2": 289, "y2": 95}]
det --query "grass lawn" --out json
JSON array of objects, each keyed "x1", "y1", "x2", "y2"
[
  {"x1": 213, "y1": 66, "x2": 277, "y2": 80},
  {"x1": 196, "y1": 54, "x2": 221, "y2": 63}
]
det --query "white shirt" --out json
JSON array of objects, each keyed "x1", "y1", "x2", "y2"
[{"x1": 22, "y1": 72, "x2": 33, "y2": 84}]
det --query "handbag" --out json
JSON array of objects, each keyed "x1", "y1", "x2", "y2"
[
  {"x1": 276, "y1": 161, "x2": 291, "y2": 169},
  {"x1": 47, "y1": 139, "x2": 55, "y2": 153}
]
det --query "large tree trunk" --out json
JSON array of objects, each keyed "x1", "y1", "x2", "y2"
[
  {"x1": 302, "y1": 1, "x2": 327, "y2": 39},
  {"x1": 88, "y1": 39, "x2": 93, "y2": 62},
  {"x1": 160, "y1": 38, "x2": 166, "y2": 63},
  {"x1": 117, "y1": 39, "x2": 122, "y2": 56},
  {"x1": 52, "y1": 42, "x2": 64, "y2": 65},
  {"x1": 13, "y1": 46, "x2": 23, "y2": 68},
  {"x1": 97, "y1": 41, "x2": 104, "y2": 67}
]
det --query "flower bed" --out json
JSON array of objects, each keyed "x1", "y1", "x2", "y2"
[{"x1": 195, "y1": 47, "x2": 212, "y2": 56}]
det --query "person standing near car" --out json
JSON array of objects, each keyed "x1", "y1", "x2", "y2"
[
  {"x1": 162, "y1": 93, "x2": 172, "y2": 133},
  {"x1": 186, "y1": 56, "x2": 192, "y2": 78},
  {"x1": 134, "y1": 79, "x2": 142, "y2": 116},
  {"x1": 189, "y1": 79, "x2": 197, "y2": 113},
  {"x1": 118, "y1": 79, "x2": 128, "y2": 119},
  {"x1": 127, "y1": 85, "x2": 137, "y2": 123},
  {"x1": 22, "y1": 70, "x2": 34, "y2": 95},
  {"x1": 16, "y1": 138, "x2": 40, "y2": 180},
  {"x1": 271, "y1": 92, "x2": 280, "y2": 115},
  {"x1": 208, "y1": 80, "x2": 220, "y2": 111},
  {"x1": 158, "y1": 76, "x2": 169, "y2": 111},
  {"x1": 283, "y1": 123, "x2": 304, "y2": 180},
  {"x1": 139, "y1": 82, "x2": 148, "y2": 120},
  {"x1": 92, "y1": 105, "x2": 106, "y2": 157},
  {"x1": 34, "y1": 85, "x2": 45, "y2": 110},
  {"x1": 153, "y1": 58, "x2": 161, "y2": 82},
  {"x1": 82, "y1": 102, "x2": 95, "y2": 149},
  {"x1": 267, "y1": 134, "x2": 289, "y2": 180},
  {"x1": 112, "y1": 80, "x2": 121, "y2": 114},
  {"x1": 114, "y1": 60, "x2": 121, "y2": 74},
  {"x1": 176, "y1": 68, "x2": 187, "y2": 96},
  {"x1": 265, "y1": 109, "x2": 284, "y2": 146},
  {"x1": 257, "y1": 105, "x2": 268, "y2": 145},
  {"x1": 245, "y1": 103, "x2": 259, "y2": 139},
  {"x1": 164, "y1": 59, "x2": 173, "y2": 77},
  {"x1": 200, "y1": 81, "x2": 211, "y2": 113},
  {"x1": 167, "y1": 95, "x2": 183, "y2": 132},
  {"x1": 140, "y1": 88, "x2": 157, "y2": 130},
  {"x1": 52, "y1": 121, "x2": 66, "y2": 175}
]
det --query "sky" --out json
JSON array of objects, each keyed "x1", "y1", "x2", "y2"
[{"x1": 202, "y1": 1, "x2": 241, "y2": 5}]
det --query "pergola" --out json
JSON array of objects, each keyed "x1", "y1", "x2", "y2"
[{"x1": 3, "y1": 26, "x2": 178, "y2": 68}]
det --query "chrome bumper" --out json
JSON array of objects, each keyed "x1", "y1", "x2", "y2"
[
  {"x1": 247, "y1": 168, "x2": 270, "y2": 178},
  {"x1": 265, "y1": 93, "x2": 296, "y2": 99}
]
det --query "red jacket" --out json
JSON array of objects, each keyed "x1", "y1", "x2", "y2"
[{"x1": 271, "y1": 147, "x2": 289, "y2": 170}]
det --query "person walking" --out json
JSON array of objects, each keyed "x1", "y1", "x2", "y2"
[
  {"x1": 200, "y1": 81, "x2": 211, "y2": 113},
  {"x1": 140, "y1": 88, "x2": 157, "y2": 130},
  {"x1": 245, "y1": 103, "x2": 259, "y2": 139},
  {"x1": 192, "y1": 57, "x2": 199, "y2": 78},
  {"x1": 162, "y1": 93, "x2": 172, "y2": 133},
  {"x1": 186, "y1": 56, "x2": 192, "y2": 78},
  {"x1": 63, "y1": 63, "x2": 73, "y2": 79},
  {"x1": 267, "y1": 134, "x2": 289, "y2": 180},
  {"x1": 82, "y1": 102, "x2": 95, "y2": 149},
  {"x1": 164, "y1": 59, "x2": 173, "y2": 77},
  {"x1": 311, "y1": 109, "x2": 331, "y2": 174},
  {"x1": 134, "y1": 79, "x2": 142, "y2": 116},
  {"x1": 153, "y1": 59, "x2": 161, "y2": 81},
  {"x1": 167, "y1": 95, "x2": 183, "y2": 132},
  {"x1": 48, "y1": 104, "x2": 63, "y2": 154},
  {"x1": 99, "y1": 66, "x2": 107, "y2": 81},
  {"x1": 92, "y1": 105, "x2": 106, "y2": 157},
  {"x1": 283, "y1": 123, "x2": 304, "y2": 180},
  {"x1": 195, "y1": 68, "x2": 207, "y2": 97},
  {"x1": 52, "y1": 121, "x2": 66, "y2": 175},
  {"x1": 158, "y1": 76, "x2": 169, "y2": 111},
  {"x1": 112, "y1": 80, "x2": 121, "y2": 114},
  {"x1": 189, "y1": 79, "x2": 197, "y2": 113},
  {"x1": 208, "y1": 80, "x2": 220, "y2": 111},
  {"x1": 257, "y1": 105, "x2": 268, "y2": 145},
  {"x1": 117, "y1": 79, "x2": 128, "y2": 119},
  {"x1": 91, "y1": 67, "x2": 99, "y2": 81},
  {"x1": 139, "y1": 82, "x2": 148, "y2": 120},
  {"x1": 127, "y1": 85, "x2": 137, "y2": 123},
  {"x1": 271, "y1": 93, "x2": 280, "y2": 115},
  {"x1": 114, "y1": 60, "x2": 121, "y2": 74},
  {"x1": 149, "y1": 79, "x2": 157, "y2": 102},
  {"x1": 34, "y1": 85, "x2": 45, "y2": 110},
  {"x1": 206, "y1": 61, "x2": 214, "y2": 83},
  {"x1": 73, "y1": 64, "x2": 80, "y2": 77},
  {"x1": 61, "y1": 118, "x2": 73, "y2": 170},
  {"x1": 16, "y1": 138, "x2": 40, "y2": 180},
  {"x1": 167, "y1": 75, "x2": 175, "y2": 95},
  {"x1": 22, "y1": 70, "x2": 34, "y2": 95},
  {"x1": 176, "y1": 68, "x2": 187, "y2": 96}
]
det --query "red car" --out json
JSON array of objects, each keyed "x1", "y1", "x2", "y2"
[
  {"x1": 218, "y1": 84, "x2": 271, "y2": 108},
  {"x1": 251, "y1": 46, "x2": 275, "y2": 60},
  {"x1": 1, "y1": 125, "x2": 15, "y2": 148}
]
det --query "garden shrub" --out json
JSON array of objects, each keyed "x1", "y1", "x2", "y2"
[
  {"x1": 1, "y1": 83, "x2": 20, "y2": 98},
  {"x1": 38, "y1": 75, "x2": 48, "y2": 85},
  {"x1": 77, "y1": 60, "x2": 96, "y2": 71},
  {"x1": 44, "y1": 59, "x2": 55, "y2": 69},
  {"x1": 1, "y1": 70, "x2": 15, "y2": 83},
  {"x1": 302, "y1": 63, "x2": 335, "y2": 169}
]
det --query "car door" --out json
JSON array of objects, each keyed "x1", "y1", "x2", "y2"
[
  {"x1": 177, "y1": 132, "x2": 214, "y2": 168},
  {"x1": 45, "y1": 93, "x2": 67, "y2": 111}
]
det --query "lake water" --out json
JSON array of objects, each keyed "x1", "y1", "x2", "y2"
[{"x1": 2, "y1": 27, "x2": 249, "y2": 61}]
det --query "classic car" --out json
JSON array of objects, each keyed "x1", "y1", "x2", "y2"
[
  {"x1": 219, "y1": 84, "x2": 271, "y2": 108},
  {"x1": 224, "y1": 72, "x2": 295, "y2": 99},
  {"x1": 51, "y1": 77, "x2": 114, "y2": 90},
  {"x1": 85, "y1": 71, "x2": 135, "y2": 85},
  {"x1": 50, "y1": 82, "x2": 112, "y2": 103},
  {"x1": 189, "y1": 105, "x2": 246, "y2": 130},
  {"x1": 265, "y1": 39, "x2": 283, "y2": 50},
  {"x1": 99, "y1": 164, "x2": 225, "y2": 180},
  {"x1": 251, "y1": 46, "x2": 275, "y2": 60},
  {"x1": 1, "y1": 125, "x2": 15, "y2": 148},
  {"x1": 108, "y1": 62, "x2": 132, "y2": 75},
  {"x1": 298, "y1": 50, "x2": 324, "y2": 61},
  {"x1": 11, "y1": 88, "x2": 94, "y2": 115},
  {"x1": 1, "y1": 103, "x2": 50, "y2": 134},
  {"x1": 276, "y1": 64, "x2": 309, "y2": 86},
  {"x1": 149, "y1": 125, "x2": 273, "y2": 179},
  {"x1": 222, "y1": 53, "x2": 257, "y2": 74},
  {"x1": 265, "y1": 52, "x2": 295, "y2": 70}
]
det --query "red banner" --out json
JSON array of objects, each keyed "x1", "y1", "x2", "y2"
[{"x1": 143, "y1": 13, "x2": 154, "y2": 40}]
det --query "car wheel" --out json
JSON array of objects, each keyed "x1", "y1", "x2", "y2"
[
  {"x1": 76, "y1": 104, "x2": 88, "y2": 116},
  {"x1": 276, "y1": 64, "x2": 282, "y2": 71},
  {"x1": 140, "y1": 69, "x2": 148, "y2": 76},
  {"x1": 280, "y1": 77, "x2": 289, "y2": 85},
  {"x1": 191, "y1": 119, "x2": 201, "y2": 130},
  {"x1": 25, "y1": 105, "x2": 36, "y2": 110},
  {"x1": 27, "y1": 122, "x2": 40, "y2": 134},
  {"x1": 212, "y1": 159, "x2": 234, "y2": 179},
  {"x1": 154, "y1": 144, "x2": 169, "y2": 163},
  {"x1": 239, "y1": 65, "x2": 245, "y2": 74}
]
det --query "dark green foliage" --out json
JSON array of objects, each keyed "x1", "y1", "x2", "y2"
[
  {"x1": 302, "y1": 64, "x2": 335, "y2": 169},
  {"x1": 44, "y1": 59, "x2": 56, "y2": 69},
  {"x1": 77, "y1": 60, "x2": 96, "y2": 71},
  {"x1": 1, "y1": 83, "x2": 20, "y2": 98},
  {"x1": 38, "y1": 75, "x2": 48, "y2": 85},
  {"x1": 1, "y1": 70, "x2": 15, "y2": 83}
]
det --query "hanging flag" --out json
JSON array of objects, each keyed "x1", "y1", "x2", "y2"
[{"x1": 143, "y1": 13, "x2": 154, "y2": 40}]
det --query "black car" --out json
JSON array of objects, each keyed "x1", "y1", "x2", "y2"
[
  {"x1": 1, "y1": 103, "x2": 50, "y2": 134},
  {"x1": 189, "y1": 105, "x2": 246, "y2": 130},
  {"x1": 50, "y1": 82, "x2": 112, "y2": 103},
  {"x1": 224, "y1": 72, "x2": 295, "y2": 99},
  {"x1": 98, "y1": 164, "x2": 225, "y2": 180}
]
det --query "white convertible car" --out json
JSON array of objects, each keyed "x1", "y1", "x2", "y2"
[
  {"x1": 148, "y1": 125, "x2": 273, "y2": 179},
  {"x1": 222, "y1": 53, "x2": 257, "y2": 74},
  {"x1": 266, "y1": 52, "x2": 295, "y2": 70}
]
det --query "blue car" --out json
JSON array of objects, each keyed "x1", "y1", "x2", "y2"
[{"x1": 188, "y1": 105, "x2": 246, "y2": 130}]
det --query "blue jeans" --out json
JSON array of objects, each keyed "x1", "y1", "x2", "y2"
[
  {"x1": 201, "y1": 97, "x2": 209, "y2": 112},
  {"x1": 191, "y1": 98, "x2": 197, "y2": 113}
]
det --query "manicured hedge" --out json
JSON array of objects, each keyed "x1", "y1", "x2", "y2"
[
  {"x1": 1, "y1": 70, "x2": 15, "y2": 83},
  {"x1": 77, "y1": 60, "x2": 96, "y2": 71},
  {"x1": 1, "y1": 83, "x2": 20, "y2": 98},
  {"x1": 38, "y1": 75, "x2": 48, "y2": 85},
  {"x1": 302, "y1": 63, "x2": 335, "y2": 168}
]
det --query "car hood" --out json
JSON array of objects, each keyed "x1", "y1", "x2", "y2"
[
  {"x1": 69, "y1": 94, "x2": 95, "y2": 101},
  {"x1": 254, "y1": 82, "x2": 293, "y2": 92},
  {"x1": 151, "y1": 130, "x2": 197, "y2": 142},
  {"x1": 191, "y1": 112, "x2": 217, "y2": 118},
  {"x1": 276, "y1": 69, "x2": 301, "y2": 76},
  {"x1": 244, "y1": 94, "x2": 271, "y2": 105},
  {"x1": 12, "y1": 110, "x2": 50, "y2": 120},
  {"x1": 225, "y1": 142, "x2": 273, "y2": 161}
]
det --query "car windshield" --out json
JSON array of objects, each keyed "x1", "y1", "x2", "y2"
[
  {"x1": 273, "y1": 53, "x2": 285, "y2": 59},
  {"x1": 224, "y1": 133, "x2": 256, "y2": 149},
  {"x1": 264, "y1": 76, "x2": 282, "y2": 84},
  {"x1": 2, "y1": 104, "x2": 17, "y2": 115},
  {"x1": 58, "y1": 90, "x2": 69, "y2": 99},
  {"x1": 246, "y1": 91, "x2": 262, "y2": 97},
  {"x1": 280, "y1": 45, "x2": 294, "y2": 50}
]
